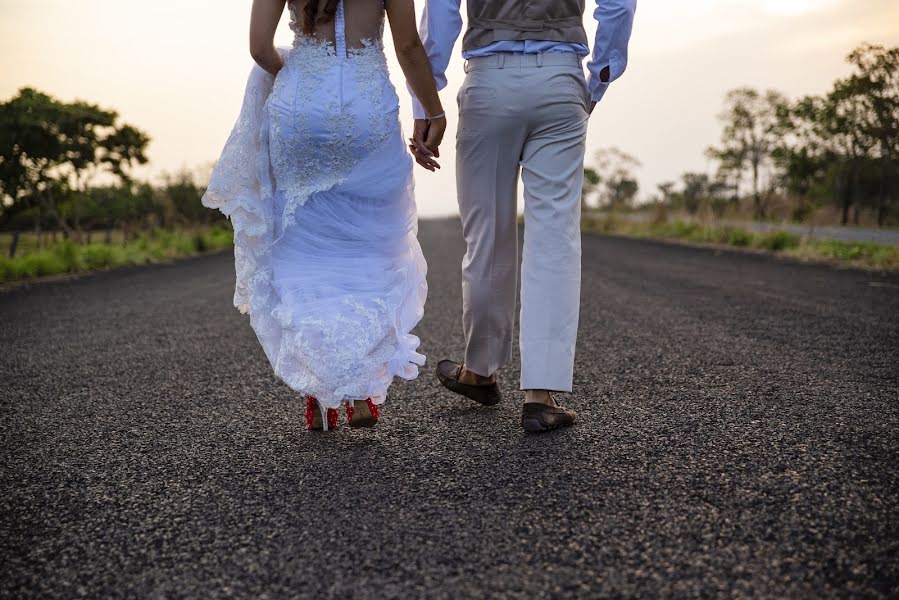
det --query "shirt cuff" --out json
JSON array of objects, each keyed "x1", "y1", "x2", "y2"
[{"x1": 588, "y1": 75, "x2": 610, "y2": 104}]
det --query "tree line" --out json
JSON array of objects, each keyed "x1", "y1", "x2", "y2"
[
  {"x1": 0, "y1": 88, "x2": 220, "y2": 258},
  {"x1": 586, "y1": 43, "x2": 898, "y2": 227}
]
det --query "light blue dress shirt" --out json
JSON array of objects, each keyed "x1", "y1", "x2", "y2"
[{"x1": 410, "y1": 0, "x2": 637, "y2": 118}]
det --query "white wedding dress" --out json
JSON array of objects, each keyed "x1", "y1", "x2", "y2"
[{"x1": 203, "y1": 0, "x2": 427, "y2": 422}]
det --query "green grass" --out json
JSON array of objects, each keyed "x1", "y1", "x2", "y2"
[
  {"x1": 787, "y1": 239, "x2": 899, "y2": 270},
  {"x1": 581, "y1": 215, "x2": 899, "y2": 270},
  {"x1": 0, "y1": 229, "x2": 129, "y2": 256},
  {"x1": 0, "y1": 226, "x2": 233, "y2": 283}
]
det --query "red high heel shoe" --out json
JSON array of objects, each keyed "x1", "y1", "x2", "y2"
[
  {"x1": 305, "y1": 396, "x2": 338, "y2": 431},
  {"x1": 345, "y1": 398, "x2": 380, "y2": 428}
]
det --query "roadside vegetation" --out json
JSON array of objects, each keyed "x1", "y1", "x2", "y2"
[
  {"x1": 582, "y1": 213, "x2": 899, "y2": 270},
  {"x1": 584, "y1": 44, "x2": 899, "y2": 228},
  {"x1": 0, "y1": 88, "x2": 232, "y2": 284},
  {"x1": 0, "y1": 226, "x2": 232, "y2": 283},
  {"x1": 580, "y1": 43, "x2": 898, "y2": 270}
]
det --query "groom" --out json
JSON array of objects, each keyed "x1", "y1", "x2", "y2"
[{"x1": 410, "y1": 0, "x2": 637, "y2": 432}]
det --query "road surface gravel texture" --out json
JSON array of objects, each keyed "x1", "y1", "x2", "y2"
[{"x1": 1, "y1": 219, "x2": 897, "y2": 598}]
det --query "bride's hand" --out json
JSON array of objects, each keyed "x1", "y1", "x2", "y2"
[{"x1": 409, "y1": 119, "x2": 442, "y2": 172}]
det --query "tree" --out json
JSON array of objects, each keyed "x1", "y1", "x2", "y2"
[
  {"x1": 56, "y1": 99, "x2": 150, "y2": 239},
  {"x1": 820, "y1": 78, "x2": 879, "y2": 225},
  {"x1": 657, "y1": 181, "x2": 675, "y2": 206},
  {"x1": 680, "y1": 172, "x2": 710, "y2": 215},
  {"x1": 0, "y1": 88, "x2": 150, "y2": 253},
  {"x1": 708, "y1": 88, "x2": 789, "y2": 219},
  {"x1": 0, "y1": 88, "x2": 68, "y2": 248},
  {"x1": 158, "y1": 168, "x2": 209, "y2": 228},
  {"x1": 593, "y1": 147, "x2": 641, "y2": 209},
  {"x1": 771, "y1": 94, "x2": 832, "y2": 221},
  {"x1": 766, "y1": 43, "x2": 898, "y2": 226},
  {"x1": 581, "y1": 167, "x2": 601, "y2": 212},
  {"x1": 845, "y1": 43, "x2": 899, "y2": 226}
]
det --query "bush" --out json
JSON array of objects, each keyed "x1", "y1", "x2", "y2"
[
  {"x1": 81, "y1": 244, "x2": 125, "y2": 269},
  {"x1": 53, "y1": 241, "x2": 84, "y2": 272},
  {"x1": 650, "y1": 220, "x2": 696, "y2": 240},
  {"x1": 193, "y1": 232, "x2": 208, "y2": 252},
  {"x1": 172, "y1": 232, "x2": 197, "y2": 255},
  {"x1": 11, "y1": 252, "x2": 66, "y2": 279},
  {"x1": 665, "y1": 221, "x2": 702, "y2": 240},
  {"x1": 205, "y1": 227, "x2": 233, "y2": 250},
  {"x1": 756, "y1": 231, "x2": 801, "y2": 252},
  {"x1": 725, "y1": 228, "x2": 754, "y2": 247}
]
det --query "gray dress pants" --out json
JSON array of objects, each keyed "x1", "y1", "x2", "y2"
[{"x1": 455, "y1": 52, "x2": 588, "y2": 392}]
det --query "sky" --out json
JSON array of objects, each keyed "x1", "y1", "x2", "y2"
[{"x1": 1, "y1": 0, "x2": 897, "y2": 217}]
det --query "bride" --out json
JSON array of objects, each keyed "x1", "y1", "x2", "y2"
[{"x1": 203, "y1": 0, "x2": 445, "y2": 430}]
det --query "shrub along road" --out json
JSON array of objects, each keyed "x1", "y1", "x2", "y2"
[{"x1": 2, "y1": 219, "x2": 897, "y2": 598}]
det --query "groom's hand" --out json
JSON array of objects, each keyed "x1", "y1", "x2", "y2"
[
  {"x1": 588, "y1": 65, "x2": 609, "y2": 116},
  {"x1": 424, "y1": 118, "x2": 446, "y2": 158},
  {"x1": 409, "y1": 119, "x2": 441, "y2": 172}
]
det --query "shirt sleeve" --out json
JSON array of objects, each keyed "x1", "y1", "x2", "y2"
[
  {"x1": 408, "y1": 0, "x2": 464, "y2": 119},
  {"x1": 586, "y1": 0, "x2": 637, "y2": 104}
]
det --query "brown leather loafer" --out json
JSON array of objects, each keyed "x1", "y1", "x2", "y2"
[
  {"x1": 521, "y1": 402, "x2": 576, "y2": 433},
  {"x1": 435, "y1": 359, "x2": 501, "y2": 406}
]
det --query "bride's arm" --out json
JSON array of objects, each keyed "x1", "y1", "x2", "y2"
[
  {"x1": 250, "y1": 0, "x2": 287, "y2": 76},
  {"x1": 385, "y1": 0, "x2": 443, "y2": 120},
  {"x1": 386, "y1": 0, "x2": 445, "y2": 164}
]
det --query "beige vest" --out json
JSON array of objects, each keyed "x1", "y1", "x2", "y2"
[{"x1": 462, "y1": 0, "x2": 588, "y2": 52}]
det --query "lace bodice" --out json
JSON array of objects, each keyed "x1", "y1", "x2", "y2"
[
  {"x1": 268, "y1": 0, "x2": 398, "y2": 224},
  {"x1": 287, "y1": 0, "x2": 385, "y2": 52}
]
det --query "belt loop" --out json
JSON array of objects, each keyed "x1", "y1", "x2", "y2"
[
  {"x1": 536, "y1": 52, "x2": 544, "y2": 68},
  {"x1": 498, "y1": 54, "x2": 505, "y2": 69}
]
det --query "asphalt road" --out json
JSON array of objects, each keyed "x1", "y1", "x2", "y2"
[{"x1": 2, "y1": 219, "x2": 898, "y2": 599}]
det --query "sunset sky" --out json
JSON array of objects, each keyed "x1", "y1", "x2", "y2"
[{"x1": 1, "y1": 0, "x2": 898, "y2": 216}]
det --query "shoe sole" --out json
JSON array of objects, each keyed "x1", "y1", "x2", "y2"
[
  {"x1": 307, "y1": 410, "x2": 323, "y2": 431},
  {"x1": 436, "y1": 367, "x2": 501, "y2": 406},
  {"x1": 348, "y1": 416, "x2": 378, "y2": 428},
  {"x1": 307, "y1": 419, "x2": 339, "y2": 431},
  {"x1": 306, "y1": 403, "x2": 337, "y2": 431},
  {"x1": 348, "y1": 402, "x2": 378, "y2": 428}
]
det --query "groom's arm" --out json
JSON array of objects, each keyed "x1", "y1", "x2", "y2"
[
  {"x1": 587, "y1": 0, "x2": 638, "y2": 105},
  {"x1": 408, "y1": 0, "x2": 463, "y2": 119}
]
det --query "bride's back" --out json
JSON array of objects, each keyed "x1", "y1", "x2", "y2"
[{"x1": 289, "y1": 0, "x2": 384, "y2": 49}]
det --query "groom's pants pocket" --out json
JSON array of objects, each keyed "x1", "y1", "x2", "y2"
[
  {"x1": 458, "y1": 79, "x2": 497, "y2": 114},
  {"x1": 551, "y1": 68, "x2": 591, "y2": 115},
  {"x1": 457, "y1": 74, "x2": 501, "y2": 141}
]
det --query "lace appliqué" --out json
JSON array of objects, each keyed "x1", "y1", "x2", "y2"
[
  {"x1": 269, "y1": 9, "x2": 394, "y2": 227},
  {"x1": 202, "y1": 56, "x2": 285, "y2": 314},
  {"x1": 272, "y1": 295, "x2": 404, "y2": 402}
]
